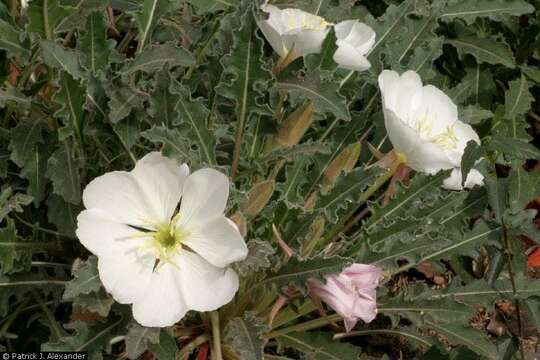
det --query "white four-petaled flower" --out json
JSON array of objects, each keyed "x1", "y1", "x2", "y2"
[
  {"x1": 76, "y1": 152, "x2": 248, "y2": 327},
  {"x1": 378, "y1": 70, "x2": 484, "y2": 190},
  {"x1": 257, "y1": 4, "x2": 331, "y2": 60},
  {"x1": 333, "y1": 20, "x2": 375, "y2": 71}
]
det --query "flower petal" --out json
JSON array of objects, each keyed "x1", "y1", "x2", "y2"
[
  {"x1": 76, "y1": 209, "x2": 149, "y2": 257},
  {"x1": 333, "y1": 44, "x2": 371, "y2": 71},
  {"x1": 178, "y1": 168, "x2": 229, "y2": 227},
  {"x1": 285, "y1": 28, "x2": 329, "y2": 56},
  {"x1": 82, "y1": 171, "x2": 157, "y2": 226},
  {"x1": 132, "y1": 152, "x2": 189, "y2": 224},
  {"x1": 342, "y1": 264, "x2": 381, "y2": 290},
  {"x1": 175, "y1": 251, "x2": 239, "y2": 312},
  {"x1": 410, "y1": 84, "x2": 458, "y2": 134},
  {"x1": 379, "y1": 70, "x2": 423, "y2": 122},
  {"x1": 257, "y1": 17, "x2": 292, "y2": 57},
  {"x1": 442, "y1": 168, "x2": 484, "y2": 190},
  {"x1": 131, "y1": 265, "x2": 188, "y2": 327},
  {"x1": 182, "y1": 216, "x2": 248, "y2": 268},
  {"x1": 98, "y1": 252, "x2": 154, "y2": 304}
]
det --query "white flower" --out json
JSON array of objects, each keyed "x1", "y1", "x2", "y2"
[
  {"x1": 378, "y1": 70, "x2": 484, "y2": 190},
  {"x1": 257, "y1": 4, "x2": 330, "y2": 59},
  {"x1": 21, "y1": 0, "x2": 29, "y2": 9},
  {"x1": 333, "y1": 20, "x2": 375, "y2": 71},
  {"x1": 76, "y1": 152, "x2": 248, "y2": 327}
]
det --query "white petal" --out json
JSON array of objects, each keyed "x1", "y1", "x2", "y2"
[
  {"x1": 132, "y1": 152, "x2": 189, "y2": 224},
  {"x1": 385, "y1": 109, "x2": 455, "y2": 173},
  {"x1": 257, "y1": 18, "x2": 291, "y2": 58},
  {"x1": 76, "y1": 209, "x2": 148, "y2": 257},
  {"x1": 410, "y1": 85, "x2": 458, "y2": 134},
  {"x1": 464, "y1": 168, "x2": 484, "y2": 188},
  {"x1": 175, "y1": 251, "x2": 239, "y2": 312},
  {"x1": 82, "y1": 171, "x2": 157, "y2": 227},
  {"x1": 442, "y1": 168, "x2": 484, "y2": 190},
  {"x1": 378, "y1": 70, "x2": 423, "y2": 121},
  {"x1": 98, "y1": 252, "x2": 154, "y2": 304},
  {"x1": 131, "y1": 265, "x2": 188, "y2": 327},
  {"x1": 287, "y1": 28, "x2": 329, "y2": 56},
  {"x1": 333, "y1": 44, "x2": 371, "y2": 71},
  {"x1": 182, "y1": 216, "x2": 248, "y2": 268},
  {"x1": 335, "y1": 20, "x2": 375, "y2": 55},
  {"x1": 178, "y1": 168, "x2": 229, "y2": 227}
]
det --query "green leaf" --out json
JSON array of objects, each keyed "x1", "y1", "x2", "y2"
[
  {"x1": 120, "y1": 43, "x2": 194, "y2": 75},
  {"x1": 460, "y1": 141, "x2": 484, "y2": 187},
  {"x1": 521, "y1": 65, "x2": 540, "y2": 83},
  {"x1": 130, "y1": 0, "x2": 178, "y2": 53},
  {"x1": 46, "y1": 142, "x2": 82, "y2": 205},
  {"x1": 148, "y1": 68, "x2": 178, "y2": 127},
  {"x1": 0, "y1": 19, "x2": 30, "y2": 57},
  {"x1": 278, "y1": 332, "x2": 361, "y2": 360},
  {"x1": 106, "y1": 82, "x2": 146, "y2": 123},
  {"x1": 423, "y1": 322, "x2": 499, "y2": 360},
  {"x1": 42, "y1": 318, "x2": 124, "y2": 354},
  {"x1": 224, "y1": 312, "x2": 267, "y2": 360},
  {"x1": 236, "y1": 239, "x2": 275, "y2": 276},
  {"x1": 508, "y1": 165, "x2": 540, "y2": 213},
  {"x1": 20, "y1": 144, "x2": 48, "y2": 206},
  {"x1": 275, "y1": 70, "x2": 350, "y2": 121},
  {"x1": 485, "y1": 173, "x2": 507, "y2": 224},
  {"x1": 27, "y1": 0, "x2": 75, "y2": 39},
  {"x1": 487, "y1": 136, "x2": 540, "y2": 159},
  {"x1": 276, "y1": 156, "x2": 312, "y2": 206},
  {"x1": 263, "y1": 256, "x2": 350, "y2": 293},
  {"x1": 9, "y1": 118, "x2": 44, "y2": 168},
  {"x1": 447, "y1": 36, "x2": 515, "y2": 68},
  {"x1": 365, "y1": 0, "x2": 415, "y2": 72},
  {"x1": 435, "y1": 275, "x2": 540, "y2": 305},
  {"x1": 504, "y1": 75, "x2": 533, "y2": 121},
  {"x1": 315, "y1": 167, "x2": 383, "y2": 224},
  {"x1": 439, "y1": 0, "x2": 534, "y2": 25},
  {"x1": 63, "y1": 257, "x2": 102, "y2": 299},
  {"x1": 0, "y1": 85, "x2": 31, "y2": 109},
  {"x1": 80, "y1": 11, "x2": 114, "y2": 74},
  {"x1": 40, "y1": 41, "x2": 86, "y2": 80},
  {"x1": 384, "y1": 4, "x2": 441, "y2": 70},
  {"x1": 304, "y1": 29, "x2": 338, "y2": 72},
  {"x1": 0, "y1": 219, "x2": 20, "y2": 275},
  {"x1": 459, "y1": 105, "x2": 493, "y2": 124},
  {"x1": 149, "y1": 330, "x2": 178, "y2": 359},
  {"x1": 216, "y1": 4, "x2": 272, "y2": 147},
  {"x1": 125, "y1": 322, "x2": 160, "y2": 359},
  {"x1": 46, "y1": 195, "x2": 80, "y2": 237},
  {"x1": 53, "y1": 72, "x2": 86, "y2": 142},
  {"x1": 141, "y1": 125, "x2": 191, "y2": 162},
  {"x1": 0, "y1": 187, "x2": 33, "y2": 223},
  {"x1": 381, "y1": 295, "x2": 472, "y2": 326},
  {"x1": 171, "y1": 81, "x2": 216, "y2": 165},
  {"x1": 63, "y1": 257, "x2": 113, "y2": 316},
  {"x1": 187, "y1": 0, "x2": 237, "y2": 14}
]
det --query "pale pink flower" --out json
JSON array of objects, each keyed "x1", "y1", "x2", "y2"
[{"x1": 309, "y1": 264, "x2": 381, "y2": 332}]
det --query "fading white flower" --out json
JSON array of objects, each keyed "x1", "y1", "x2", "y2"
[
  {"x1": 257, "y1": 4, "x2": 330, "y2": 60},
  {"x1": 76, "y1": 152, "x2": 248, "y2": 327},
  {"x1": 21, "y1": 0, "x2": 29, "y2": 10},
  {"x1": 378, "y1": 70, "x2": 484, "y2": 190},
  {"x1": 333, "y1": 20, "x2": 375, "y2": 71}
]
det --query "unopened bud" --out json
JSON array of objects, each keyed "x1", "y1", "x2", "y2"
[
  {"x1": 240, "y1": 180, "x2": 275, "y2": 218},
  {"x1": 276, "y1": 103, "x2": 314, "y2": 147},
  {"x1": 322, "y1": 141, "x2": 362, "y2": 191}
]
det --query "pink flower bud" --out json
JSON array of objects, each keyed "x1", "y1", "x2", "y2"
[{"x1": 309, "y1": 263, "x2": 381, "y2": 332}]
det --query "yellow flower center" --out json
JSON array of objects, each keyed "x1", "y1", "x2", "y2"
[
  {"x1": 134, "y1": 218, "x2": 188, "y2": 271},
  {"x1": 414, "y1": 111, "x2": 458, "y2": 150}
]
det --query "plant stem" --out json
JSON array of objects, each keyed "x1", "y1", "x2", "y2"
[
  {"x1": 323, "y1": 162, "x2": 400, "y2": 244},
  {"x1": 210, "y1": 311, "x2": 223, "y2": 360},
  {"x1": 502, "y1": 222, "x2": 526, "y2": 360},
  {"x1": 177, "y1": 334, "x2": 209, "y2": 360},
  {"x1": 266, "y1": 314, "x2": 342, "y2": 339}
]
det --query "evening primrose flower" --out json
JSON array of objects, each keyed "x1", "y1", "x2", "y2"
[
  {"x1": 309, "y1": 264, "x2": 381, "y2": 332},
  {"x1": 257, "y1": 4, "x2": 330, "y2": 60},
  {"x1": 333, "y1": 20, "x2": 375, "y2": 71},
  {"x1": 76, "y1": 152, "x2": 248, "y2": 327},
  {"x1": 378, "y1": 70, "x2": 484, "y2": 190}
]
